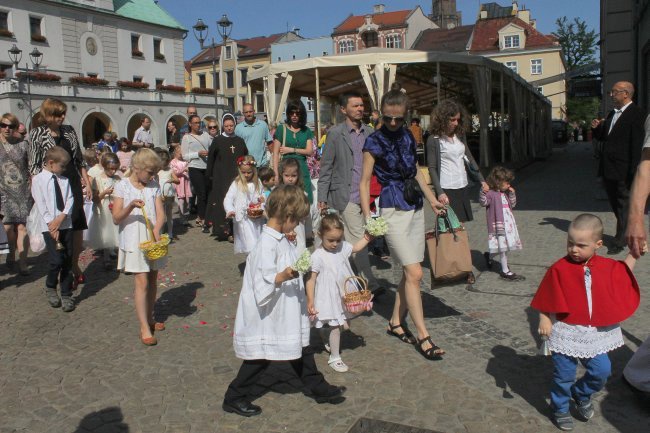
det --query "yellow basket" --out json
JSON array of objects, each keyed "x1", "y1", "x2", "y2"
[
  {"x1": 138, "y1": 205, "x2": 170, "y2": 261},
  {"x1": 342, "y1": 276, "x2": 373, "y2": 314}
]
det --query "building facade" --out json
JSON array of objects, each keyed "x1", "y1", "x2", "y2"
[
  {"x1": 331, "y1": 4, "x2": 438, "y2": 54},
  {"x1": 600, "y1": 0, "x2": 650, "y2": 111},
  {"x1": 0, "y1": 0, "x2": 218, "y2": 147},
  {"x1": 188, "y1": 32, "x2": 302, "y2": 115}
]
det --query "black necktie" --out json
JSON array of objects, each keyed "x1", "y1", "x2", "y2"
[{"x1": 52, "y1": 174, "x2": 64, "y2": 212}]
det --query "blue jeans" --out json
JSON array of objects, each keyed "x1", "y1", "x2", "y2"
[{"x1": 551, "y1": 352, "x2": 611, "y2": 413}]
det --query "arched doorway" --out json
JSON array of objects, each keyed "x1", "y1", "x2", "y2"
[
  {"x1": 126, "y1": 112, "x2": 156, "y2": 145},
  {"x1": 81, "y1": 111, "x2": 114, "y2": 148}
]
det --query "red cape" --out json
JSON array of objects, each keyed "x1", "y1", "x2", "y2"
[{"x1": 531, "y1": 255, "x2": 640, "y2": 326}]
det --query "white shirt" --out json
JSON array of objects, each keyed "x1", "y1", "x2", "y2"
[
  {"x1": 31, "y1": 169, "x2": 73, "y2": 233},
  {"x1": 609, "y1": 100, "x2": 633, "y2": 134},
  {"x1": 133, "y1": 126, "x2": 153, "y2": 147},
  {"x1": 233, "y1": 225, "x2": 310, "y2": 360},
  {"x1": 113, "y1": 178, "x2": 160, "y2": 252},
  {"x1": 439, "y1": 135, "x2": 468, "y2": 189},
  {"x1": 180, "y1": 132, "x2": 211, "y2": 170}
]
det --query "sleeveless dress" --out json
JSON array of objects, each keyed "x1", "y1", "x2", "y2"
[
  {"x1": 0, "y1": 140, "x2": 33, "y2": 224},
  {"x1": 310, "y1": 242, "x2": 355, "y2": 328},
  {"x1": 88, "y1": 175, "x2": 119, "y2": 249}
]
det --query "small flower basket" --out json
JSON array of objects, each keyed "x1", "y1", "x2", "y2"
[
  {"x1": 341, "y1": 276, "x2": 373, "y2": 314},
  {"x1": 139, "y1": 206, "x2": 169, "y2": 261}
]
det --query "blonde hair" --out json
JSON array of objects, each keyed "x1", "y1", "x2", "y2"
[
  {"x1": 266, "y1": 184, "x2": 309, "y2": 222},
  {"x1": 318, "y1": 213, "x2": 345, "y2": 236},
  {"x1": 83, "y1": 148, "x2": 98, "y2": 167},
  {"x1": 44, "y1": 146, "x2": 71, "y2": 165},
  {"x1": 235, "y1": 155, "x2": 260, "y2": 193},
  {"x1": 570, "y1": 213, "x2": 604, "y2": 241},
  {"x1": 40, "y1": 98, "x2": 67, "y2": 124},
  {"x1": 131, "y1": 148, "x2": 162, "y2": 172},
  {"x1": 1, "y1": 112, "x2": 19, "y2": 128}
]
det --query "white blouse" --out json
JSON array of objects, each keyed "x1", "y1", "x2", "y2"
[
  {"x1": 181, "y1": 132, "x2": 211, "y2": 170},
  {"x1": 439, "y1": 134, "x2": 468, "y2": 190},
  {"x1": 113, "y1": 178, "x2": 161, "y2": 252}
]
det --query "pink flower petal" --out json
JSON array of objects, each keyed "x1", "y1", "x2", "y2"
[{"x1": 199, "y1": 321, "x2": 207, "y2": 325}]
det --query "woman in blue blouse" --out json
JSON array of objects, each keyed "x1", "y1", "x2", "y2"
[{"x1": 360, "y1": 88, "x2": 446, "y2": 361}]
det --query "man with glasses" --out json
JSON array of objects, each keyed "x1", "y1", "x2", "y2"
[
  {"x1": 318, "y1": 91, "x2": 383, "y2": 297},
  {"x1": 235, "y1": 103, "x2": 272, "y2": 167},
  {"x1": 591, "y1": 81, "x2": 646, "y2": 254}
]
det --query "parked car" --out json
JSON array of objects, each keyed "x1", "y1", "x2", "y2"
[{"x1": 552, "y1": 120, "x2": 569, "y2": 143}]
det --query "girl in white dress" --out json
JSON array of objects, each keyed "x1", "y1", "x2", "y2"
[
  {"x1": 88, "y1": 153, "x2": 120, "y2": 268},
  {"x1": 112, "y1": 149, "x2": 166, "y2": 346},
  {"x1": 306, "y1": 213, "x2": 374, "y2": 373},
  {"x1": 224, "y1": 155, "x2": 264, "y2": 255},
  {"x1": 278, "y1": 158, "x2": 307, "y2": 254},
  {"x1": 479, "y1": 166, "x2": 524, "y2": 281},
  {"x1": 156, "y1": 150, "x2": 179, "y2": 240}
]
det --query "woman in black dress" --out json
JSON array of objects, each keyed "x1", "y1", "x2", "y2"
[
  {"x1": 29, "y1": 98, "x2": 92, "y2": 285},
  {"x1": 204, "y1": 113, "x2": 247, "y2": 240}
]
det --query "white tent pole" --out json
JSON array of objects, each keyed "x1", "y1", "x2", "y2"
[
  {"x1": 247, "y1": 83, "x2": 252, "y2": 105},
  {"x1": 315, "y1": 68, "x2": 321, "y2": 143},
  {"x1": 500, "y1": 72, "x2": 505, "y2": 163},
  {"x1": 263, "y1": 76, "x2": 270, "y2": 119},
  {"x1": 267, "y1": 74, "x2": 277, "y2": 126},
  {"x1": 275, "y1": 72, "x2": 293, "y2": 125},
  {"x1": 387, "y1": 64, "x2": 397, "y2": 91},
  {"x1": 374, "y1": 63, "x2": 385, "y2": 102},
  {"x1": 358, "y1": 65, "x2": 377, "y2": 109}
]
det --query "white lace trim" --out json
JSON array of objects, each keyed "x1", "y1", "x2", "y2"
[{"x1": 549, "y1": 321, "x2": 623, "y2": 358}]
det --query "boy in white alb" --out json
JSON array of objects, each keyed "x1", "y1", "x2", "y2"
[
  {"x1": 222, "y1": 185, "x2": 346, "y2": 417},
  {"x1": 31, "y1": 146, "x2": 76, "y2": 312}
]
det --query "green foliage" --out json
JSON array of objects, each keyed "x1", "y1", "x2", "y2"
[
  {"x1": 566, "y1": 97, "x2": 600, "y2": 124},
  {"x1": 553, "y1": 17, "x2": 598, "y2": 71}
]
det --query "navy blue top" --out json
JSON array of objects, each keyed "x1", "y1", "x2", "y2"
[{"x1": 363, "y1": 126, "x2": 422, "y2": 210}]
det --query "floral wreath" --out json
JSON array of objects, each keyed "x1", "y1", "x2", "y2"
[{"x1": 237, "y1": 156, "x2": 256, "y2": 166}]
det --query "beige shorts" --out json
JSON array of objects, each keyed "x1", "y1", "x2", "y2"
[
  {"x1": 381, "y1": 207, "x2": 425, "y2": 266},
  {"x1": 117, "y1": 248, "x2": 167, "y2": 274}
]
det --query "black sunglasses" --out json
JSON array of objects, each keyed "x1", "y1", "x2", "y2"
[
  {"x1": 0, "y1": 123, "x2": 15, "y2": 130},
  {"x1": 382, "y1": 115, "x2": 405, "y2": 123},
  {"x1": 207, "y1": 125, "x2": 218, "y2": 129}
]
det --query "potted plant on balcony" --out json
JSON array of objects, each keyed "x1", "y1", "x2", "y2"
[
  {"x1": 132, "y1": 49, "x2": 144, "y2": 58},
  {"x1": 191, "y1": 87, "x2": 213, "y2": 95},
  {"x1": 117, "y1": 80, "x2": 149, "y2": 89},
  {"x1": 16, "y1": 72, "x2": 61, "y2": 82},
  {"x1": 31, "y1": 34, "x2": 47, "y2": 43},
  {"x1": 157, "y1": 84, "x2": 185, "y2": 93},
  {"x1": 70, "y1": 76, "x2": 109, "y2": 86},
  {"x1": 154, "y1": 53, "x2": 166, "y2": 61},
  {"x1": 0, "y1": 29, "x2": 14, "y2": 38}
]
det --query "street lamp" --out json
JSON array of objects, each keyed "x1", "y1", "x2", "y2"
[
  {"x1": 8, "y1": 44, "x2": 45, "y2": 134},
  {"x1": 192, "y1": 15, "x2": 233, "y2": 121}
]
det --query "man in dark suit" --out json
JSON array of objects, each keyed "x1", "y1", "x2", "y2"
[
  {"x1": 591, "y1": 81, "x2": 646, "y2": 254},
  {"x1": 318, "y1": 92, "x2": 382, "y2": 295}
]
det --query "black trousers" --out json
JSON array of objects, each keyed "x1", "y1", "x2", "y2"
[
  {"x1": 188, "y1": 168, "x2": 208, "y2": 220},
  {"x1": 603, "y1": 179, "x2": 631, "y2": 246},
  {"x1": 43, "y1": 229, "x2": 74, "y2": 296},
  {"x1": 223, "y1": 349, "x2": 327, "y2": 403}
]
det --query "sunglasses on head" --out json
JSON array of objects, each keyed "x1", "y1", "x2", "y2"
[
  {"x1": 382, "y1": 115, "x2": 405, "y2": 123},
  {"x1": 0, "y1": 123, "x2": 15, "y2": 130}
]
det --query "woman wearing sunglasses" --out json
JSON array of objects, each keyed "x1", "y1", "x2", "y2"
[
  {"x1": 0, "y1": 113, "x2": 33, "y2": 274},
  {"x1": 360, "y1": 87, "x2": 446, "y2": 361}
]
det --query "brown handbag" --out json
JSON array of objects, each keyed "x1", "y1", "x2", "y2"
[{"x1": 426, "y1": 210, "x2": 473, "y2": 283}]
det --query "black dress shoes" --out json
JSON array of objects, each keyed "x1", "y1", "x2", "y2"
[
  {"x1": 303, "y1": 385, "x2": 347, "y2": 404},
  {"x1": 222, "y1": 399, "x2": 262, "y2": 417}
]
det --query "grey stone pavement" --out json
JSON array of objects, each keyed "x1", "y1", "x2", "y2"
[{"x1": 1, "y1": 142, "x2": 649, "y2": 433}]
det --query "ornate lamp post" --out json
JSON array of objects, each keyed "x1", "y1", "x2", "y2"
[
  {"x1": 8, "y1": 44, "x2": 44, "y2": 133},
  {"x1": 192, "y1": 15, "x2": 233, "y2": 121}
]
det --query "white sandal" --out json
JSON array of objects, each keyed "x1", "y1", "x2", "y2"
[{"x1": 328, "y1": 358, "x2": 349, "y2": 373}]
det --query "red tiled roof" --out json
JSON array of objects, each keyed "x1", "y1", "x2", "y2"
[
  {"x1": 333, "y1": 9, "x2": 412, "y2": 35},
  {"x1": 191, "y1": 33, "x2": 285, "y2": 65},
  {"x1": 413, "y1": 25, "x2": 474, "y2": 52},
  {"x1": 470, "y1": 16, "x2": 558, "y2": 52}
]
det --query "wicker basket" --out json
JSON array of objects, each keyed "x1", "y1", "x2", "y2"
[
  {"x1": 342, "y1": 276, "x2": 373, "y2": 314},
  {"x1": 139, "y1": 205, "x2": 170, "y2": 261}
]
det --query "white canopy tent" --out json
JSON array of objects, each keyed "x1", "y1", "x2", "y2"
[{"x1": 247, "y1": 48, "x2": 552, "y2": 167}]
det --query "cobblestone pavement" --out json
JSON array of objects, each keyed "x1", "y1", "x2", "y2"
[{"x1": 0, "y1": 142, "x2": 648, "y2": 433}]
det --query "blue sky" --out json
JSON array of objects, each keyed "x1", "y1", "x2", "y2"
[{"x1": 156, "y1": 0, "x2": 600, "y2": 60}]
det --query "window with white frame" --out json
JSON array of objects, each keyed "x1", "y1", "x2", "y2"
[
  {"x1": 503, "y1": 34, "x2": 520, "y2": 49},
  {"x1": 225, "y1": 45, "x2": 232, "y2": 59},
  {"x1": 240, "y1": 68, "x2": 247, "y2": 86},
  {"x1": 362, "y1": 31, "x2": 378, "y2": 48},
  {"x1": 255, "y1": 93, "x2": 265, "y2": 112},
  {"x1": 338, "y1": 39, "x2": 355, "y2": 53},
  {"x1": 531, "y1": 59, "x2": 543, "y2": 75},
  {"x1": 153, "y1": 38, "x2": 164, "y2": 60},
  {"x1": 505, "y1": 61, "x2": 518, "y2": 73},
  {"x1": 131, "y1": 34, "x2": 142, "y2": 56},
  {"x1": 226, "y1": 70, "x2": 234, "y2": 88},
  {"x1": 155, "y1": 78, "x2": 164, "y2": 88},
  {"x1": 133, "y1": 76, "x2": 143, "y2": 83},
  {"x1": 198, "y1": 73, "x2": 206, "y2": 88},
  {"x1": 385, "y1": 34, "x2": 402, "y2": 49},
  {"x1": 30, "y1": 16, "x2": 45, "y2": 42},
  {"x1": 0, "y1": 11, "x2": 11, "y2": 36}
]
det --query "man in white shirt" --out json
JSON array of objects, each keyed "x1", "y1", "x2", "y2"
[
  {"x1": 132, "y1": 116, "x2": 154, "y2": 149},
  {"x1": 31, "y1": 146, "x2": 75, "y2": 312}
]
